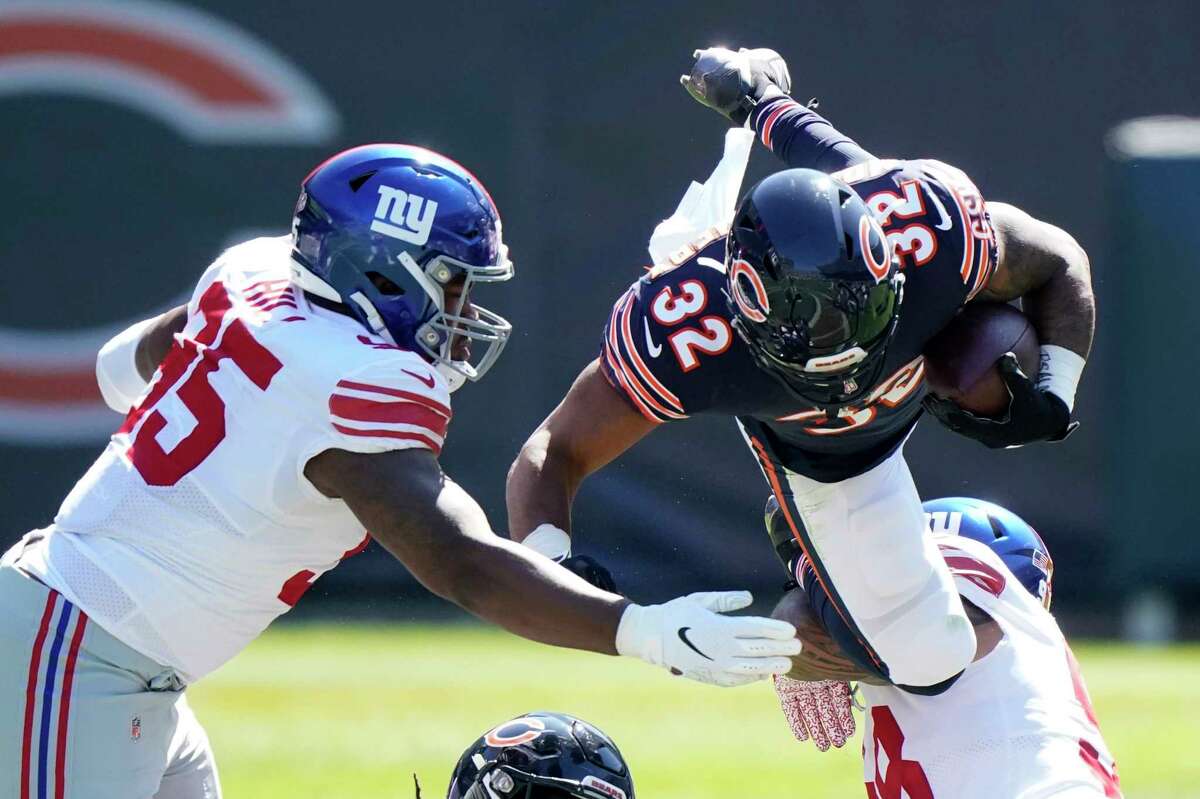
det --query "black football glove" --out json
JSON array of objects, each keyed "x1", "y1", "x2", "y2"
[
  {"x1": 560, "y1": 554, "x2": 619, "y2": 594},
  {"x1": 922, "y1": 352, "x2": 1079, "y2": 449},
  {"x1": 680, "y1": 47, "x2": 791, "y2": 126}
]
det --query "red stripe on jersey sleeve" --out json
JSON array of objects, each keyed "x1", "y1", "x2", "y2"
[
  {"x1": 602, "y1": 299, "x2": 672, "y2": 423},
  {"x1": 601, "y1": 346, "x2": 664, "y2": 423},
  {"x1": 618, "y1": 295, "x2": 685, "y2": 414},
  {"x1": 759, "y1": 99, "x2": 795, "y2": 149},
  {"x1": 331, "y1": 423, "x2": 442, "y2": 454},
  {"x1": 329, "y1": 395, "x2": 450, "y2": 438},
  {"x1": 335, "y1": 379, "x2": 450, "y2": 418},
  {"x1": 600, "y1": 293, "x2": 686, "y2": 422}
]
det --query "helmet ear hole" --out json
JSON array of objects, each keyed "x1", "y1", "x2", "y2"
[{"x1": 347, "y1": 170, "x2": 377, "y2": 192}]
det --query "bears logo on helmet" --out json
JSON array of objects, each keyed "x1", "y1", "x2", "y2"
[
  {"x1": 447, "y1": 711, "x2": 634, "y2": 799},
  {"x1": 725, "y1": 168, "x2": 905, "y2": 409}
]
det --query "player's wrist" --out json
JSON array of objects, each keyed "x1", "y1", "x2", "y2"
[
  {"x1": 614, "y1": 602, "x2": 660, "y2": 664},
  {"x1": 520, "y1": 523, "x2": 571, "y2": 562},
  {"x1": 1036, "y1": 345, "x2": 1085, "y2": 412}
]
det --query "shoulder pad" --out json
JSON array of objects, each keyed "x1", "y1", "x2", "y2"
[{"x1": 326, "y1": 349, "x2": 452, "y2": 455}]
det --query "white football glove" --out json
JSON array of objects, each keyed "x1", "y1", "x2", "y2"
[
  {"x1": 616, "y1": 591, "x2": 801, "y2": 687},
  {"x1": 774, "y1": 675, "x2": 856, "y2": 751}
]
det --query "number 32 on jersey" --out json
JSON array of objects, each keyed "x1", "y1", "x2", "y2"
[{"x1": 647, "y1": 267, "x2": 732, "y2": 372}]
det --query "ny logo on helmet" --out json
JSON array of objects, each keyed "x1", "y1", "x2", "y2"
[{"x1": 371, "y1": 185, "x2": 439, "y2": 246}]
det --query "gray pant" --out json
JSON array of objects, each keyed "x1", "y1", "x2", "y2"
[{"x1": 0, "y1": 565, "x2": 220, "y2": 799}]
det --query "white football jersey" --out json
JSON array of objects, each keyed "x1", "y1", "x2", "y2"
[
  {"x1": 858, "y1": 535, "x2": 1121, "y2": 799},
  {"x1": 17, "y1": 237, "x2": 452, "y2": 683}
]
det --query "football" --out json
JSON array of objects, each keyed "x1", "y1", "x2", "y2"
[{"x1": 923, "y1": 302, "x2": 1040, "y2": 418}]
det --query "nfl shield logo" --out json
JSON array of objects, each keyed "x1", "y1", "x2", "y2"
[
  {"x1": 131, "y1": 717, "x2": 141, "y2": 741},
  {"x1": 843, "y1": 378, "x2": 858, "y2": 395}
]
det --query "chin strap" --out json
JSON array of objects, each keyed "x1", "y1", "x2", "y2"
[{"x1": 435, "y1": 361, "x2": 468, "y2": 393}]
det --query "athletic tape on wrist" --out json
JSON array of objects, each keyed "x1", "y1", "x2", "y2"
[
  {"x1": 614, "y1": 602, "x2": 652, "y2": 661},
  {"x1": 96, "y1": 316, "x2": 156, "y2": 413},
  {"x1": 521, "y1": 523, "x2": 571, "y2": 562},
  {"x1": 1036, "y1": 345, "x2": 1085, "y2": 412}
]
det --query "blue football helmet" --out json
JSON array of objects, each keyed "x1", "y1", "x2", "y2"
[
  {"x1": 291, "y1": 143, "x2": 513, "y2": 391},
  {"x1": 726, "y1": 168, "x2": 904, "y2": 408},
  {"x1": 446, "y1": 711, "x2": 634, "y2": 799},
  {"x1": 923, "y1": 497, "x2": 1054, "y2": 609}
]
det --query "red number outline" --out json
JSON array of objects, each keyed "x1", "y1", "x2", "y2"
[
  {"x1": 121, "y1": 281, "x2": 283, "y2": 487},
  {"x1": 667, "y1": 315, "x2": 732, "y2": 372},
  {"x1": 650, "y1": 280, "x2": 708, "y2": 326}
]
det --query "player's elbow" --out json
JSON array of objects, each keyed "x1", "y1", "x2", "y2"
[
  {"x1": 506, "y1": 429, "x2": 583, "y2": 522},
  {"x1": 1043, "y1": 224, "x2": 1092, "y2": 288}
]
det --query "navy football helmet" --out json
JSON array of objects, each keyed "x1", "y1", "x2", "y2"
[
  {"x1": 726, "y1": 168, "x2": 904, "y2": 407},
  {"x1": 291, "y1": 144, "x2": 513, "y2": 391},
  {"x1": 924, "y1": 497, "x2": 1055, "y2": 609},
  {"x1": 447, "y1": 712, "x2": 634, "y2": 799}
]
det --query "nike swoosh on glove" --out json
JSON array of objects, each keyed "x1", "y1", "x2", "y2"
[
  {"x1": 774, "y1": 675, "x2": 856, "y2": 751},
  {"x1": 616, "y1": 591, "x2": 802, "y2": 687}
]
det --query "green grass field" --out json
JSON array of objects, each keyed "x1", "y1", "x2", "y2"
[{"x1": 188, "y1": 624, "x2": 1196, "y2": 798}]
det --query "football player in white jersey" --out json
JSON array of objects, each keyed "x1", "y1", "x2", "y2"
[
  {"x1": 0, "y1": 144, "x2": 801, "y2": 799},
  {"x1": 770, "y1": 497, "x2": 1122, "y2": 798}
]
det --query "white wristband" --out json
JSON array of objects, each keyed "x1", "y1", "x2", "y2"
[
  {"x1": 520, "y1": 523, "x2": 571, "y2": 562},
  {"x1": 614, "y1": 602, "x2": 657, "y2": 663},
  {"x1": 95, "y1": 317, "x2": 157, "y2": 413},
  {"x1": 1036, "y1": 345, "x2": 1085, "y2": 412}
]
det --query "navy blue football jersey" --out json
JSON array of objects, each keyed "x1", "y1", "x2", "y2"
[{"x1": 600, "y1": 158, "x2": 998, "y2": 482}]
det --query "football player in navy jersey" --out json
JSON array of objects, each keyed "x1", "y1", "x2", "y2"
[{"x1": 506, "y1": 48, "x2": 1094, "y2": 698}]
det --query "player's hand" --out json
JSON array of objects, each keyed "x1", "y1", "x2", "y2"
[
  {"x1": 680, "y1": 47, "x2": 791, "y2": 126},
  {"x1": 560, "y1": 554, "x2": 618, "y2": 593},
  {"x1": 517, "y1": 525, "x2": 618, "y2": 593},
  {"x1": 922, "y1": 353, "x2": 1078, "y2": 449},
  {"x1": 616, "y1": 591, "x2": 801, "y2": 687},
  {"x1": 774, "y1": 675, "x2": 856, "y2": 752}
]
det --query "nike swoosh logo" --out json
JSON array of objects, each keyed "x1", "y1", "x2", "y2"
[
  {"x1": 676, "y1": 627, "x2": 713, "y2": 661},
  {"x1": 925, "y1": 187, "x2": 954, "y2": 231},
  {"x1": 403, "y1": 369, "x2": 436, "y2": 388},
  {"x1": 643, "y1": 318, "x2": 663, "y2": 358}
]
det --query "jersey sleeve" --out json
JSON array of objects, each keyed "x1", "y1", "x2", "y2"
[
  {"x1": 325, "y1": 356, "x2": 452, "y2": 455},
  {"x1": 599, "y1": 282, "x2": 692, "y2": 423},
  {"x1": 597, "y1": 246, "x2": 737, "y2": 423},
  {"x1": 749, "y1": 94, "x2": 875, "y2": 173},
  {"x1": 911, "y1": 159, "x2": 1000, "y2": 303}
]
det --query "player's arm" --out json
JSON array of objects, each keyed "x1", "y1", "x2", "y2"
[
  {"x1": 770, "y1": 587, "x2": 1001, "y2": 751},
  {"x1": 681, "y1": 47, "x2": 874, "y2": 172},
  {"x1": 308, "y1": 446, "x2": 626, "y2": 651},
  {"x1": 306, "y1": 446, "x2": 800, "y2": 685},
  {"x1": 927, "y1": 202, "x2": 1094, "y2": 449},
  {"x1": 506, "y1": 359, "x2": 658, "y2": 549},
  {"x1": 95, "y1": 304, "x2": 188, "y2": 412},
  {"x1": 771, "y1": 587, "x2": 1000, "y2": 683},
  {"x1": 977, "y1": 202, "x2": 1095, "y2": 363}
]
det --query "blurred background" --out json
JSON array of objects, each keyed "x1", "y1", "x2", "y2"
[{"x1": 1, "y1": 1, "x2": 1197, "y2": 796}]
